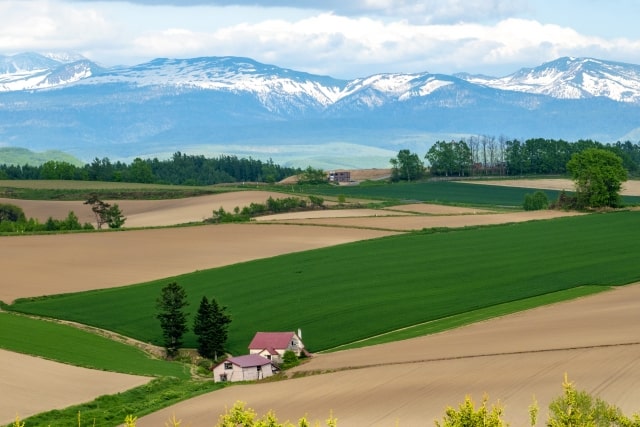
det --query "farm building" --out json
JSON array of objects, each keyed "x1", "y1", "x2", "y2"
[
  {"x1": 212, "y1": 354, "x2": 276, "y2": 383},
  {"x1": 328, "y1": 170, "x2": 351, "y2": 183},
  {"x1": 248, "y1": 331, "x2": 307, "y2": 364}
]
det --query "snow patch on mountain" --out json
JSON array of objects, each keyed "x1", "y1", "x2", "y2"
[{"x1": 464, "y1": 57, "x2": 640, "y2": 103}]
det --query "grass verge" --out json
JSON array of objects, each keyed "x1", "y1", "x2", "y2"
[{"x1": 13, "y1": 377, "x2": 222, "y2": 427}]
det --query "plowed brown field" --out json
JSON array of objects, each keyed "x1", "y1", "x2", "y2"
[
  {"x1": 461, "y1": 178, "x2": 640, "y2": 196},
  {"x1": 2, "y1": 187, "x2": 638, "y2": 425}
]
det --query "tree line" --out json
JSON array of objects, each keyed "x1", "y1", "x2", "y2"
[
  {"x1": 411, "y1": 137, "x2": 640, "y2": 178},
  {"x1": 0, "y1": 152, "x2": 301, "y2": 185}
]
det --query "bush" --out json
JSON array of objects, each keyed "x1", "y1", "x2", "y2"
[
  {"x1": 281, "y1": 350, "x2": 300, "y2": 369},
  {"x1": 523, "y1": 191, "x2": 549, "y2": 211}
]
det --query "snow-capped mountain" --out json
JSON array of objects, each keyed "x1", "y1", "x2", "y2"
[
  {"x1": 460, "y1": 57, "x2": 640, "y2": 103},
  {"x1": 0, "y1": 52, "x2": 104, "y2": 91},
  {"x1": 1, "y1": 52, "x2": 640, "y2": 168}
]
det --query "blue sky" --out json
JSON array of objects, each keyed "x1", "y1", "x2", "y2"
[{"x1": 2, "y1": 0, "x2": 640, "y2": 78}]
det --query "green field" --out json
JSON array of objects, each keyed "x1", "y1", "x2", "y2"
[
  {"x1": 297, "y1": 180, "x2": 640, "y2": 207},
  {"x1": 0, "y1": 312, "x2": 189, "y2": 379},
  {"x1": 8, "y1": 211, "x2": 640, "y2": 356}
]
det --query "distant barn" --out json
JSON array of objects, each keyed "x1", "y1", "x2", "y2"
[{"x1": 328, "y1": 170, "x2": 351, "y2": 183}]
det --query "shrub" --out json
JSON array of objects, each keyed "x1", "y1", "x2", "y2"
[
  {"x1": 435, "y1": 394, "x2": 507, "y2": 427},
  {"x1": 281, "y1": 350, "x2": 300, "y2": 369},
  {"x1": 523, "y1": 191, "x2": 549, "y2": 211}
]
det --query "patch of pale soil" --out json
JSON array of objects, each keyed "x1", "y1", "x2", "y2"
[
  {"x1": 0, "y1": 191, "x2": 297, "y2": 228},
  {"x1": 264, "y1": 210, "x2": 584, "y2": 231},
  {"x1": 137, "y1": 284, "x2": 640, "y2": 427},
  {"x1": 384, "y1": 203, "x2": 495, "y2": 215},
  {"x1": 0, "y1": 348, "x2": 151, "y2": 424},
  {"x1": 254, "y1": 209, "x2": 412, "y2": 221},
  {"x1": 461, "y1": 178, "x2": 640, "y2": 196},
  {"x1": 0, "y1": 223, "x2": 397, "y2": 304}
]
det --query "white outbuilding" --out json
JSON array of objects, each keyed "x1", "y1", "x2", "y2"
[{"x1": 212, "y1": 354, "x2": 276, "y2": 383}]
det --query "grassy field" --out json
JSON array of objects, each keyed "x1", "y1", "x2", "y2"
[
  {"x1": 296, "y1": 180, "x2": 640, "y2": 207},
  {"x1": 8, "y1": 211, "x2": 640, "y2": 356},
  {"x1": 0, "y1": 312, "x2": 189, "y2": 379}
]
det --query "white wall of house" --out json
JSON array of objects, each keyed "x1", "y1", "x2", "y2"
[{"x1": 213, "y1": 361, "x2": 274, "y2": 383}]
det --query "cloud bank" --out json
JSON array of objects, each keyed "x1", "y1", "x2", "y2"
[{"x1": 2, "y1": 0, "x2": 640, "y2": 78}]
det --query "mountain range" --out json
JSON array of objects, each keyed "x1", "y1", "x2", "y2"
[{"x1": 2, "y1": 52, "x2": 640, "y2": 169}]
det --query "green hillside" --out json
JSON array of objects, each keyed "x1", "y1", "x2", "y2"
[{"x1": 0, "y1": 147, "x2": 84, "y2": 166}]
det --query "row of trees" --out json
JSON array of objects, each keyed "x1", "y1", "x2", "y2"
[
  {"x1": 156, "y1": 282, "x2": 231, "y2": 359},
  {"x1": 0, "y1": 195, "x2": 126, "y2": 233},
  {"x1": 392, "y1": 146, "x2": 629, "y2": 209},
  {"x1": 414, "y1": 137, "x2": 640, "y2": 178},
  {"x1": 0, "y1": 152, "x2": 301, "y2": 185},
  {"x1": 210, "y1": 195, "x2": 324, "y2": 223}
]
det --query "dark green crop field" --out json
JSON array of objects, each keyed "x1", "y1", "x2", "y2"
[
  {"x1": 8, "y1": 210, "x2": 640, "y2": 356},
  {"x1": 298, "y1": 180, "x2": 640, "y2": 207}
]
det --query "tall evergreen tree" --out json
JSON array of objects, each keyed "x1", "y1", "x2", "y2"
[
  {"x1": 193, "y1": 296, "x2": 231, "y2": 359},
  {"x1": 156, "y1": 282, "x2": 189, "y2": 358}
]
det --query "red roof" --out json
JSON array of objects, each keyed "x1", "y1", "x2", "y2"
[{"x1": 248, "y1": 332, "x2": 297, "y2": 350}]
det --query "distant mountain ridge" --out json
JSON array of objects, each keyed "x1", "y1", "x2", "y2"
[{"x1": 1, "y1": 52, "x2": 640, "y2": 168}]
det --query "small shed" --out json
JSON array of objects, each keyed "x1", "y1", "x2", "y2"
[
  {"x1": 212, "y1": 354, "x2": 275, "y2": 383},
  {"x1": 248, "y1": 331, "x2": 306, "y2": 364}
]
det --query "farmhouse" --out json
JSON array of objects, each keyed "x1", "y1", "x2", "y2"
[
  {"x1": 248, "y1": 331, "x2": 306, "y2": 364},
  {"x1": 328, "y1": 170, "x2": 351, "y2": 183},
  {"x1": 212, "y1": 354, "x2": 275, "y2": 383}
]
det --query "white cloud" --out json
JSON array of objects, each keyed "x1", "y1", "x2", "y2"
[
  {"x1": 3, "y1": 0, "x2": 640, "y2": 77},
  {"x1": 0, "y1": 1, "x2": 114, "y2": 53}
]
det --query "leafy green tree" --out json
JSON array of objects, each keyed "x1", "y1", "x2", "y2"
[
  {"x1": 297, "y1": 166, "x2": 326, "y2": 184},
  {"x1": 127, "y1": 157, "x2": 154, "y2": 183},
  {"x1": 426, "y1": 141, "x2": 473, "y2": 177},
  {"x1": 156, "y1": 282, "x2": 189, "y2": 358},
  {"x1": 281, "y1": 350, "x2": 299, "y2": 369},
  {"x1": 193, "y1": 296, "x2": 232, "y2": 360},
  {"x1": 0, "y1": 203, "x2": 26, "y2": 223},
  {"x1": 390, "y1": 149, "x2": 424, "y2": 182},
  {"x1": 567, "y1": 148, "x2": 628, "y2": 208}
]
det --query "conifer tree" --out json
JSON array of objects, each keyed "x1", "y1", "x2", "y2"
[
  {"x1": 193, "y1": 296, "x2": 231, "y2": 359},
  {"x1": 156, "y1": 282, "x2": 189, "y2": 358}
]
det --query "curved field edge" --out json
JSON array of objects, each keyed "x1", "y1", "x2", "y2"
[
  {"x1": 12, "y1": 377, "x2": 222, "y2": 427},
  {"x1": 326, "y1": 285, "x2": 611, "y2": 351},
  {"x1": 0, "y1": 312, "x2": 189, "y2": 379},
  {"x1": 7, "y1": 211, "x2": 640, "y2": 356}
]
